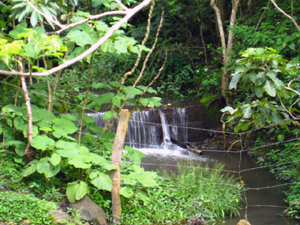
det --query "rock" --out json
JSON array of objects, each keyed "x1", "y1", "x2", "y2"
[
  {"x1": 237, "y1": 219, "x2": 251, "y2": 225},
  {"x1": 22, "y1": 220, "x2": 30, "y2": 225},
  {"x1": 69, "y1": 195, "x2": 106, "y2": 225},
  {"x1": 48, "y1": 210, "x2": 72, "y2": 225}
]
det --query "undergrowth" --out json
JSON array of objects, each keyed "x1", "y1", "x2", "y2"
[
  {"x1": 0, "y1": 191, "x2": 57, "y2": 224},
  {"x1": 255, "y1": 133, "x2": 300, "y2": 219},
  {"x1": 121, "y1": 161, "x2": 242, "y2": 224}
]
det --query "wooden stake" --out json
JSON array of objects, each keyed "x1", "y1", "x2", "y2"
[{"x1": 111, "y1": 109, "x2": 129, "y2": 224}]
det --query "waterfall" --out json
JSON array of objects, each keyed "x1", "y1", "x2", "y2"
[{"x1": 88, "y1": 107, "x2": 191, "y2": 149}]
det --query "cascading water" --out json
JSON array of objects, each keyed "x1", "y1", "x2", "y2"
[{"x1": 88, "y1": 106, "x2": 197, "y2": 150}]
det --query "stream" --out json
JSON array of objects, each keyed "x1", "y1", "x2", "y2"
[{"x1": 140, "y1": 148, "x2": 299, "y2": 225}]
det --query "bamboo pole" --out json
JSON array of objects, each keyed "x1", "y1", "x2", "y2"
[{"x1": 111, "y1": 109, "x2": 129, "y2": 223}]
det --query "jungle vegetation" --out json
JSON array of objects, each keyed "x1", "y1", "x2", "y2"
[{"x1": 0, "y1": 0, "x2": 300, "y2": 223}]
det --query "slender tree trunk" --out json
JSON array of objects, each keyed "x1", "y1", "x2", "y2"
[
  {"x1": 210, "y1": 0, "x2": 240, "y2": 106},
  {"x1": 20, "y1": 76, "x2": 34, "y2": 160}
]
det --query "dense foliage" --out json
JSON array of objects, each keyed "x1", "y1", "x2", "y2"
[{"x1": 1, "y1": 0, "x2": 300, "y2": 222}]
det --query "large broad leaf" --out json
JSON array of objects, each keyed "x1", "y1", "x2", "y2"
[
  {"x1": 114, "y1": 37, "x2": 128, "y2": 54},
  {"x1": 139, "y1": 98, "x2": 149, "y2": 107},
  {"x1": 30, "y1": 135, "x2": 55, "y2": 151},
  {"x1": 2, "y1": 104, "x2": 24, "y2": 116},
  {"x1": 37, "y1": 157, "x2": 61, "y2": 178},
  {"x1": 136, "y1": 191, "x2": 149, "y2": 204},
  {"x1": 148, "y1": 97, "x2": 162, "y2": 108},
  {"x1": 136, "y1": 171, "x2": 158, "y2": 187},
  {"x1": 89, "y1": 171, "x2": 112, "y2": 191},
  {"x1": 263, "y1": 80, "x2": 276, "y2": 97},
  {"x1": 13, "y1": 117, "x2": 25, "y2": 130},
  {"x1": 66, "y1": 180, "x2": 88, "y2": 203},
  {"x1": 90, "y1": 153, "x2": 107, "y2": 164},
  {"x1": 242, "y1": 106, "x2": 252, "y2": 119},
  {"x1": 123, "y1": 86, "x2": 143, "y2": 95},
  {"x1": 229, "y1": 72, "x2": 242, "y2": 89},
  {"x1": 20, "y1": 160, "x2": 38, "y2": 177},
  {"x1": 120, "y1": 186, "x2": 134, "y2": 198},
  {"x1": 50, "y1": 153, "x2": 61, "y2": 166},
  {"x1": 125, "y1": 146, "x2": 145, "y2": 166},
  {"x1": 66, "y1": 30, "x2": 91, "y2": 47},
  {"x1": 91, "y1": 83, "x2": 111, "y2": 89},
  {"x1": 68, "y1": 155, "x2": 91, "y2": 169},
  {"x1": 53, "y1": 118, "x2": 78, "y2": 134},
  {"x1": 56, "y1": 140, "x2": 80, "y2": 158},
  {"x1": 22, "y1": 125, "x2": 39, "y2": 138}
]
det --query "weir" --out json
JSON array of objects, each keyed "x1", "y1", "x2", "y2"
[{"x1": 88, "y1": 105, "x2": 209, "y2": 149}]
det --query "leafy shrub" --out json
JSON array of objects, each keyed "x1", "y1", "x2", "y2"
[{"x1": 0, "y1": 191, "x2": 57, "y2": 224}]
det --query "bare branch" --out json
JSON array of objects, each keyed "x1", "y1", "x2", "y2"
[
  {"x1": 47, "y1": 11, "x2": 127, "y2": 35},
  {"x1": 270, "y1": 0, "x2": 300, "y2": 32},
  {"x1": 0, "y1": 0, "x2": 153, "y2": 77}
]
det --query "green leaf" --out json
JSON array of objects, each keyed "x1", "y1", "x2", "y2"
[
  {"x1": 103, "y1": 164, "x2": 117, "y2": 171},
  {"x1": 123, "y1": 86, "x2": 143, "y2": 95},
  {"x1": 53, "y1": 118, "x2": 78, "y2": 134},
  {"x1": 14, "y1": 117, "x2": 25, "y2": 130},
  {"x1": 15, "y1": 142, "x2": 26, "y2": 156},
  {"x1": 89, "y1": 172, "x2": 112, "y2": 191},
  {"x1": 90, "y1": 153, "x2": 107, "y2": 164},
  {"x1": 67, "y1": 30, "x2": 91, "y2": 47},
  {"x1": 289, "y1": 43, "x2": 296, "y2": 50},
  {"x1": 20, "y1": 160, "x2": 38, "y2": 177},
  {"x1": 120, "y1": 186, "x2": 134, "y2": 198},
  {"x1": 125, "y1": 146, "x2": 145, "y2": 166},
  {"x1": 263, "y1": 80, "x2": 276, "y2": 97},
  {"x1": 37, "y1": 157, "x2": 60, "y2": 178},
  {"x1": 277, "y1": 134, "x2": 285, "y2": 142},
  {"x1": 56, "y1": 140, "x2": 80, "y2": 157},
  {"x1": 30, "y1": 135, "x2": 55, "y2": 151},
  {"x1": 242, "y1": 106, "x2": 252, "y2": 119},
  {"x1": 229, "y1": 72, "x2": 241, "y2": 89},
  {"x1": 114, "y1": 38, "x2": 128, "y2": 54},
  {"x1": 136, "y1": 191, "x2": 149, "y2": 204},
  {"x1": 9, "y1": 23, "x2": 27, "y2": 39},
  {"x1": 112, "y1": 95, "x2": 121, "y2": 108},
  {"x1": 66, "y1": 180, "x2": 88, "y2": 203},
  {"x1": 91, "y1": 83, "x2": 111, "y2": 89},
  {"x1": 30, "y1": 10, "x2": 38, "y2": 27},
  {"x1": 148, "y1": 97, "x2": 162, "y2": 108},
  {"x1": 69, "y1": 155, "x2": 91, "y2": 169},
  {"x1": 110, "y1": 81, "x2": 120, "y2": 88},
  {"x1": 103, "y1": 141, "x2": 113, "y2": 151},
  {"x1": 136, "y1": 171, "x2": 158, "y2": 187},
  {"x1": 139, "y1": 98, "x2": 149, "y2": 107},
  {"x1": 50, "y1": 153, "x2": 61, "y2": 166}
]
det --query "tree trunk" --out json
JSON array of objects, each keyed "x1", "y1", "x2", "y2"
[
  {"x1": 210, "y1": 0, "x2": 240, "y2": 106},
  {"x1": 20, "y1": 76, "x2": 34, "y2": 160}
]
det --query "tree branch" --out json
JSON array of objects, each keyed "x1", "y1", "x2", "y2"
[
  {"x1": 270, "y1": 0, "x2": 300, "y2": 32},
  {"x1": 47, "y1": 11, "x2": 127, "y2": 35},
  {"x1": 0, "y1": 0, "x2": 153, "y2": 77},
  {"x1": 25, "y1": 0, "x2": 64, "y2": 28},
  {"x1": 115, "y1": 0, "x2": 129, "y2": 10}
]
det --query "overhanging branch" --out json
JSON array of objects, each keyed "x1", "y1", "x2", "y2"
[{"x1": 0, "y1": 0, "x2": 153, "y2": 77}]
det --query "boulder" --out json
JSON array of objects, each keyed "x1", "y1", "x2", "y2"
[
  {"x1": 69, "y1": 195, "x2": 106, "y2": 225},
  {"x1": 48, "y1": 210, "x2": 72, "y2": 225}
]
